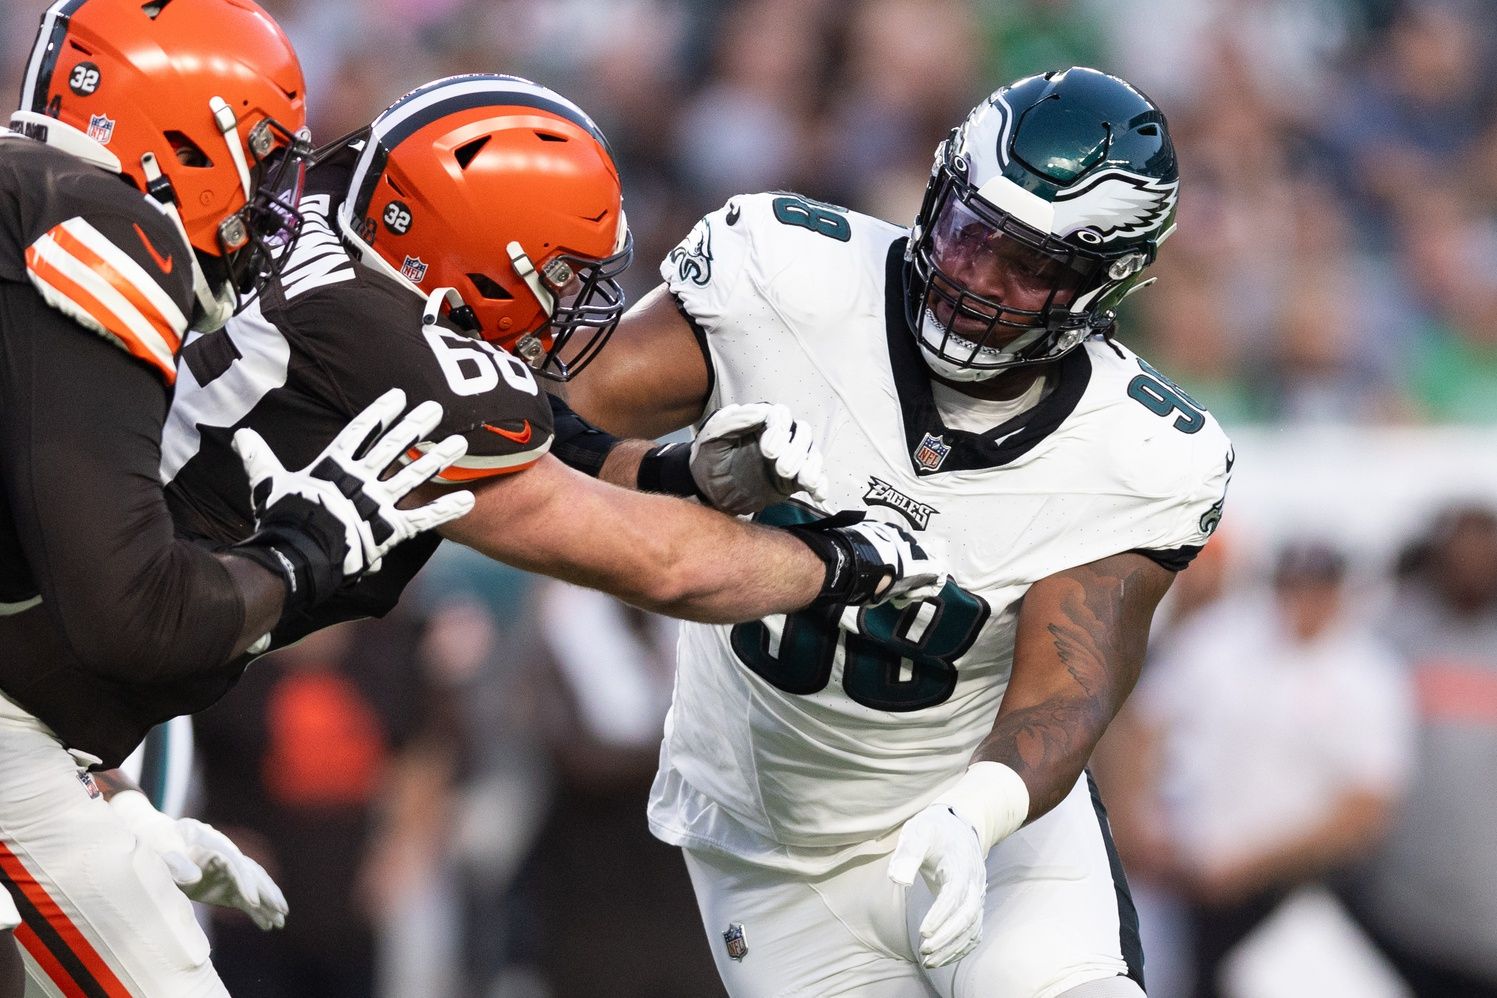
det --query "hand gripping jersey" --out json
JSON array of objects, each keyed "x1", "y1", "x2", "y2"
[
  {"x1": 647, "y1": 193, "x2": 1233, "y2": 874},
  {"x1": 163, "y1": 162, "x2": 553, "y2": 645}
]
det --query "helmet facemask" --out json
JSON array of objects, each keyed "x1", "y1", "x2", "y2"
[
  {"x1": 215, "y1": 116, "x2": 313, "y2": 309},
  {"x1": 511, "y1": 230, "x2": 634, "y2": 381},
  {"x1": 906, "y1": 149, "x2": 1154, "y2": 380},
  {"x1": 904, "y1": 68, "x2": 1179, "y2": 382}
]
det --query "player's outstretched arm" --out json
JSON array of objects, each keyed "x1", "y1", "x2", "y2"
[
  {"x1": 888, "y1": 551, "x2": 1174, "y2": 967},
  {"x1": 434, "y1": 454, "x2": 941, "y2": 623},
  {"x1": 556, "y1": 397, "x2": 826, "y2": 515}
]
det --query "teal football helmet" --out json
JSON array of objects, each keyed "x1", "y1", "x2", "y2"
[{"x1": 905, "y1": 67, "x2": 1179, "y2": 381}]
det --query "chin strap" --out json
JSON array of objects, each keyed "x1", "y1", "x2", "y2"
[
  {"x1": 139, "y1": 150, "x2": 234, "y2": 331},
  {"x1": 507, "y1": 240, "x2": 555, "y2": 317}
]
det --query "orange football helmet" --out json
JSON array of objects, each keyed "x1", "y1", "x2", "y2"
[
  {"x1": 15, "y1": 0, "x2": 311, "y2": 321},
  {"x1": 335, "y1": 74, "x2": 631, "y2": 380}
]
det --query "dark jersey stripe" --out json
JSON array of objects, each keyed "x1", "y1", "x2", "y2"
[{"x1": 1086, "y1": 770, "x2": 1146, "y2": 988}]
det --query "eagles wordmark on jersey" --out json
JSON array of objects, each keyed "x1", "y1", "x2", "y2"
[{"x1": 647, "y1": 192, "x2": 1233, "y2": 875}]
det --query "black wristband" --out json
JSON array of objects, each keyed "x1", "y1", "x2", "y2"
[
  {"x1": 638, "y1": 442, "x2": 706, "y2": 501},
  {"x1": 547, "y1": 393, "x2": 618, "y2": 478},
  {"x1": 230, "y1": 495, "x2": 351, "y2": 615},
  {"x1": 784, "y1": 510, "x2": 887, "y2": 607}
]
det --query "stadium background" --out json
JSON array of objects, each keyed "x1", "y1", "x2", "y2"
[{"x1": 6, "y1": 0, "x2": 1497, "y2": 995}]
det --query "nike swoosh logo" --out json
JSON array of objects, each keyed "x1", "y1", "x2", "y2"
[
  {"x1": 133, "y1": 222, "x2": 174, "y2": 275},
  {"x1": 483, "y1": 420, "x2": 533, "y2": 445}
]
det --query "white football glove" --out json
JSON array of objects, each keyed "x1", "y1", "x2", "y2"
[
  {"x1": 690, "y1": 402, "x2": 828, "y2": 514},
  {"x1": 887, "y1": 803, "x2": 987, "y2": 968},
  {"x1": 231, "y1": 388, "x2": 476, "y2": 610},
  {"x1": 110, "y1": 791, "x2": 288, "y2": 931},
  {"x1": 887, "y1": 762, "x2": 1030, "y2": 968},
  {"x1": 843, "y1": 518, "x2": 947, "y2": 607},
  {"x1": 791, "y1": 513, "x2": 946, "y2": 607}
]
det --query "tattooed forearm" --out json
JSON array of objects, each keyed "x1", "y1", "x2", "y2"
[{"x1": 974, "y1": 552, "x2": 1175, "y2": 822}]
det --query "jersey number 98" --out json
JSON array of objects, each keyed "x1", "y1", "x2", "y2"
[{"x1": 730, "y1": 504, "x2": 989, "y2": 711}]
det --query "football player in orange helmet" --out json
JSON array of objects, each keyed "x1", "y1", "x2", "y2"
[
  {"x1": 0, "y1": 3, "x2": 473, "y2": 995},
  {"x1": 332, "y1": 73, "x2": 633, "y2": 380},
  {"x1": 14, "y1": 0, "x2": 316, "y2": 329},
  {"x1": 165, "y1": 72, "x2": 939, "y2": 646},
  {"x1": 156, "y1": 75, "x2": 944, "y2": 995}
]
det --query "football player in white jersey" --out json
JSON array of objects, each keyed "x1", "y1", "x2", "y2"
[{"x1": 566, "y1": 67, "x2": 1234, "y2": 998}]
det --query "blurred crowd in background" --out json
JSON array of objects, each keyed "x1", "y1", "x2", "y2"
[{"x1": 7, "y1": 0, "x2": 1497, "y2": 995}]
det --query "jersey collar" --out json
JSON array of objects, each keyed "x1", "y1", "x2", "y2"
[
  {"x1": 7, "y1": 113, "x2": 123, "y2": 173},
  {"x1": 884, "y1": 237, "x2": 1091, "y2": 476}
]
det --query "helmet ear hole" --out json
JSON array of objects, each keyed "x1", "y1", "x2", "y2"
[
  {"x1": 453, "y1": 136, "x2": 489, "y2": 169},
  {"x1": 467, "y1": 273, "x2": 512, "y2": 300},
  {"x1": 165, "y1": 131, "x2": 212, "y2": 168}
]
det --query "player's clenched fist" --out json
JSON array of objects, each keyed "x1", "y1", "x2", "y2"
[
  {"x1": 788, "y1": 512, "x2": 946, "y2": 608},
  {"x1": 690, "y1": 402, "x2": 828, "y2": 515}
]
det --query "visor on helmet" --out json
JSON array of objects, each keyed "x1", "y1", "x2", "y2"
[{"x1": 909, "y1": 168, "x2": 1117, "y2": 375}]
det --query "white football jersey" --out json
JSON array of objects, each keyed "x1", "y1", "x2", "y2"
[{"x1": 647, "y1": 192, "x2": 1233, "y2": 874}]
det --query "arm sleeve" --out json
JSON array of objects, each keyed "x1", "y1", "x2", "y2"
[
  {"x1": 0, "y1": 284, "x2": 246, "y2": 681},
  {"x1": 545, "y1": 391, "x2": 621, "y2": 478}
]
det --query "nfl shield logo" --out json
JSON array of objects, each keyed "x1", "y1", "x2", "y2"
[
  {"x1": 722, "y1": 923, "x2": 748, "y2": 962},
  {"x1": 913, "y1": 431, "x2": 951, "y2": 471},
  {"x1": 400, "y1": 255, "x2": 428, "y2": 283},
  {"x1": 86, "y1": 113, "x2": 115, "y2": 145}
]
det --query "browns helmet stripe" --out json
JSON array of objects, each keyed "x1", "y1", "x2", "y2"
[
  {"x1": 345, "y1": 75, "x2": 611, "y2": 226},
  {"x1": 19, "y1": 0, "x2": 89, "y2": 114}
]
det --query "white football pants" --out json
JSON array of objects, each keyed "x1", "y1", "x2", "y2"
[
  {"x1": 682, "y1": 775, "x2": 1144, "y2": 998},
  {"x1": 0, "y1": 693, "x2": 227, "y2": 997}
]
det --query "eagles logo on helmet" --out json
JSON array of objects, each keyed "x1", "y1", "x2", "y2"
[
  {"x1": 905, "y1": 66, "x2": 1179, "y2": 383},
  {"x1": 333, "y1": 74, "x2": 632, "y2": 381}
]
